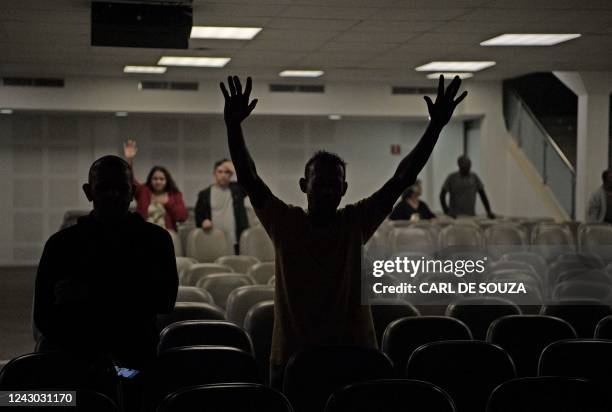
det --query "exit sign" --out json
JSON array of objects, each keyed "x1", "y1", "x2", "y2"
[{"x1": 390, "y1": 144, "x2": 401, "y2": 155}]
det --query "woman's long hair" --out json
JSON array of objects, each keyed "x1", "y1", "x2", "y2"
[{"x1": 145, "y1": 166, "x2": 180, "y2": 194}]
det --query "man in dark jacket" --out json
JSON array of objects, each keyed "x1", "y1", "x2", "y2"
[
  {"x1": 33, "y1": 155, "x2": 178, "y2": 370},
  {"x1": 195, "y1": 159, "x2": 249, "y2": 254}
]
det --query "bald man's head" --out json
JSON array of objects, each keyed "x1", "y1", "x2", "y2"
[
  {"x1": 83, "y1": 155, "x2": 133, "y2": 221},
  {"x1": 457, "y1": 155, "x2": 471, "y2": 175}
]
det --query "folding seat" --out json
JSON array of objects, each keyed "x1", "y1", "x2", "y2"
[
  {"x1": 438, "y1": 224, "x2": 483, "y2": 257},
  {"x1": 410, "y1": 221, "x2": 441, "y2": 246},
  {"x1": 158, "y1": 320, "x2": 253, "y2": 354},
  {"x1": 552, "y1": 281, "x2": 612, "y2": 301},
  {"x1": 556, "y1": 251, "x2": 605, "y2": 268},
  {"x1": 175, "y1": 257, "x2": 197, "y2": 283},
  {"x1": 556, "y1": 269, "x2": 611, "y2": 285},
  {"x1": 141, "y1": 346, "x2": 259, "y2": 412},
  {"x1": 178, "y1": 225, "x2": 194, "y2": 255},
  {"x1": 215, "y1": 255, "x2": 261, "y2": 274},
  {"x1": 540, "y1": 299, "x2": 612, "y2": 338},
  {"x1": 531, "y1": 223, "x2": 574, "y2": 261},
  {"x1": 595, "y1": 315, "x2": 612, "y2": 339},
  {"x1": 388, "y1": 226, "x2": 435, "y2": 255},
  {"x1": 547, "y1": 260, "x2": 597, "y2": 289},
  {"x1": 239, "y1": 226, "x2": 275, "y2": 262},
  {"x1": 500, "y1": 252, "x2": 547, "y2": 282},
  {"x1": 167, "y1": 229, "x2": 183, "y2": 257},
  {"x1": 486, "y1": 315, "x2": 577, "y2": 377},
  {"x1": 578, "y1": 223, "x2": 612, "y2": 262},
  {"x1": 486, "y1": 376, "x2": 605, "y2": 412},
  {"x1": 483, "y1": 282, "x2": 543, "y2": 315},
  {"x1": 364, "y1": 230, "x2": 389, "y2": 260},
  {"x1": 196, "y1": 273, "x2": 256, "y2": 309},
  {"x1": 369, "y1": 299, "x2": 420, "y2": 344},
  {"x1": 158, "y1": 383, "x2": 293, "y2": 412},
  {"x1": 325, "y1": 379, "x2": 456, "y2": 412},
  {"x1": 0, "y1": 352, "x2": 121, "y2": 407},
  {"x1": 283, "y1": 346, "x2": 394, "y2": 412},
  {"x1": 157, "y1": 302, "x2": 225, "y2": 331},
  {"x1": 186, "y1": 228, "x2": 232, "y2": 263},
  {"x1": 182, "y1": 263, "x2": 233, "y2": 286},
  {"x1": 486, "y1": 268, "x2": 542, "y2": 292},
  {"x1": 445, "y1": 297, "x2": 522, "y2": 340},
  {"x1": 484, "y1": 223, "x2": 527, "y2": 260},
  {"x1": 244, "y1": 300, "x2": 274, "y2": 384},
  {"x1": 247, "y1": 261, "x2": 276, "y2": 285},
  {"x1": 382, "y1": 316, "x2": 472, "y2": 373},
  {"x1": 487, "y1": 260, "x2": 537, "y2": 277},
  {"x1": 176, "y1": 286, "x2": 215, "y2": 304},
  {"x1": 410, "y1": 272, "x2": 460, "y2": 315},
  {"x1": 406, "y1": 341, "x2": 516, "y2": 412},
  {"x1": 226, "y1": 285, "x2": 275, "y2": 326}
]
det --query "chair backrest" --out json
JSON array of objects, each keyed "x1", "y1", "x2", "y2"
[
  {"x1": 186, "y1": 228, "x2": 232, "y2": 263},
  {"x1": 486, "y1": 377, "x2": 603, "y2": 412},
  {"x1": 369, "y1": 299, "x2": 420, "y2": 344},
  {"x1": 325, "y1": 379, "x2": 456, "y2": 412},
  {"x1": 388, "y1": 227, "x2": 435, "y2": 255},
  {"x1": 215, "y1": 255, "x2": 261, "y2": 274},
  {"x1": 555, "y1": 252, "x2": 605, "y2": 268},
  {"x1": 406, "y1": 341, "x2": 516, "y2": 412},
  {"x1": 531, "y1": 223, "x2": 574, "y2": 260},
  {"x1": 439, "y1": 224, "x2": 483, "y2": 250},
  {"x1": 168, "y1": 229, "x2": 183, "y2": 257},
  {"x1": 540, "y1": 299, "x2": 612, "y2": 338},
  {"x1": 484, "y1": 223, "x2": 527, "y2": 259},
  {"x1": 157, "y1": 302, "x2": 226, "y2": 331},
  {"x1": 226, "y1": 285, "x2": 275, "y2": 326},
  {"x1": 556, "y1": 269, "x2": 611, "y2": 286},
  {"x1": 553, "y1": 281, "x2": 612, "y2": 301},
  {"x1": 244, "y1": 300, "x2": 274, "y2": 383},
  {"x1": 176, "y1": 286, "x2": 215, "y2": 304},
  {"x1": 196, "y1": 273, "x2": 256, "y2": 309},
  {"x1": 239, "y1": 226, "x2": 275, "y2": 262},
  {"x1": 158, "y1": 383, "x2": 293, "y2": 412},
  {"x1": 539, "y1": 339, "x2": 612, "y2": 381},
  {"x1": 283, "y1": 346, "x2": 394, "y2": 412},
  {"x1": 183, "y1": 263, "x2": 234, "y2": 286},
  {"x1": 158, "y1": 320, "x2": 253, "y2": 354},
  {"x1": 142, "y1": 346, "x2": 259, "y2": 412},
  {"x1": 486, "y1": 315, "x2": 577, "y2": 377},
  {"x1": 445, "y1": 297, "x2": 522, "y2": 340},
  {"x1": 500, "y1": 252, "x2": 548, "y2": 280},
  {"x1": 364, "y1": 231, "x2": 388, "y2": 260},
  {"x1": 595, "y1": 315, "x2": 612, "y2": 339},
  {"x1": 382, "y1": 316, "x2": 472, "y2": 372},
  {"x1": 175, "y1": 257, "x2": 197, "y2": 282},
  {"x1": 247, "y1": 262, "x2": 276, "y2": 285},
  {"x1": 578, "y1": 223, "x2": 612, "y2": 261}
]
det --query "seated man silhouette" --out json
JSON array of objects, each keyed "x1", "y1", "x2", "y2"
[
  {"x1": 219, "y1": 75, "x2": 467, "y2": 388},
  {"x1": 33, "y1": 155, "x2": 178, "y2": 370}
]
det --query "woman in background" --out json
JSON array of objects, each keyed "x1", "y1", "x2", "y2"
[
  {"x1": 389, "y1": 179, "x2": 436, "y2": 221},
  {"x1": 123, "y1": 139, "x2": 188, "y2": 231}
]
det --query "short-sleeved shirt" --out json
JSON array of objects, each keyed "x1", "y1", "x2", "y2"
[
  {"x1": 254, "y1": 193, "x2": 391, "y2": 365},
  {"x1": 442, "y1": 172, "x2": 484, "y2": 216}
]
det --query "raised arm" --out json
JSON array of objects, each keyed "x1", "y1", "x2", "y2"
[
  {"x1": 220, "y1": 76, "x2": 272, "y2": 209},
  {"x1": 374, "y1": 75, "x2": 468, "y2": 207},
  {"x1": 478, "y1": 188, "x2": 495, "y2": 219}
]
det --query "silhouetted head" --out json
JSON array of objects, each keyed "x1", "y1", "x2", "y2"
[
  {"x1": 83, "y1": 155, "x2": 133, "y2": 222},
  {"x1": 602, "y1": 169, "x2": 612, "y2": 192},
  {"x1": 457, "y1": 155, "x2": 471, "y2": 175},
  {"x1": 300, "y1": 151, "x2": 347, "y2": 220},
  {"x1": 145, "y1": 166, "x2": 178, "y2": 195},
  {"x1": 403, "y1": 179, "x2": 423, "y2": 200},
  {"x1": 213, "y1": 159, "x2": 233, "y2": 188}
]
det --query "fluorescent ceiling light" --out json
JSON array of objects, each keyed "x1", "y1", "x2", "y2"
[
  {"x1": 481, "y1": 33, "x2": 581, "y2": 46},
  {"x1": 124, "y1": 65, "x2": 167, "y2": 74},
  {"x1": 115, "y1": 111, "x2": 128, "y2": 117},
  {"x1": 158, "y1": 56, "x2": 230, "y2": 67},
  {"x1": 191, "y1": 26, "x2": 262, "y2": 40},
  {"x1": 415, "y1": 61, "x2": 496, "y2": 72},
  {"x1": 426, "y1": 72, "x2": 474, "y2": 80},
  {"x1": 328, "y1": 115, "x2": 342, "y2": 120},
  {"x1": 279, "y1": 70, "x2": 324, "y2": 78},
  {"x1": 1, "y1": 109, "x2": 13, "y2": 114}
]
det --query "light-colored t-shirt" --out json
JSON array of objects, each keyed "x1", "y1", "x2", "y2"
[
  {"x1": 211, "y1": 185, "x2": 236, "y2": 248},
  {"x1": 147, "y1": 202, "x2": 166, "y2": 228},
  {"x1": 442, "y1": 171, "x2": 484, "y2": 216},
  {"x1": 254, "y1": 192, "x2": 390, "y2": 365}
]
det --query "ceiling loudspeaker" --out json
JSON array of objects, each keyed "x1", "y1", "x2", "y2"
[{"x1": 91, "y1": 1, "x2": 193, "y2": 49}]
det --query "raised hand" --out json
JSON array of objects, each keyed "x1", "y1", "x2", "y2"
[
  {"x1": 123, "y1": 139, "x2": 138, "y2": 161},
  {"x1": 424, "y1": 75, "x2": 468, "y2": 127},
  {"x1": 220, "y1": 76, "x2": 258, "y2": 126}
]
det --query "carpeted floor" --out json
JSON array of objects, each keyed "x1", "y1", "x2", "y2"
[{"x1": 0, "y1": 266, "x2": 37, "y2": 362}]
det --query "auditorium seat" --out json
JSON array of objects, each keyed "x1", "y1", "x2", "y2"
[
  {"x1": 406, "y1": 341, "x2": 516, "y2": 412},
  {"x1": 182, "y1": 263, "x2": 234, "y2": 286},
  {"x1": 175, "y1": 257, "x2": 197, "y2": 282},
  {"x1": 176, "y1": 286, "x2": 215, "y2": 304},
  {"x1": 540, "y1": 299, "x2": 612, "y2": 338},
  {"x1": 216, "y1": 255, "x2": 261, "y2": 274},
  {"x1": 486, "y1": 315, "x2": 577, "y2": 377},
  {"x1": 487, "y1": 268, "x2": 542, "y2": 291},
  {"x1": 388, "y1": 226, "x2": 436, "y2": 255},
  {"x1": 487, "y1": 260, "x2": 538, "y2": 278},
  {"x1": 0, "y1": 352, "x2": 121, "y2": 407},
  {"x1": 196, "y1": 273, "x2": 256, "y2": 309},
  {"x1": 268, "y1": 276, "x2": 276, "y2": 286},
  {"x1": 484, "y1": 223, "x2": 527, "y2": 259},
  {"x1": 186, "y1": 228, "x2": 232, "y2": 263},
  {"x1": 486, "y1": 376, "x2": 604, "y2": 412},
  {"x1": 552, "y1": 281, "x2": 612, "y2": 301},
  {"x1": 141, "y1": 346, "x2": 259, "y2": 412},
  {"x1": 555, "y1": 252, "x2": 605, "y2": 268},
  {"x1": 168, "y1": 229, "x2": 183, "y2": 257},
  {"x1": 595, "y1": 315, "x2": 612, "y2": 339},
  {"x1": 382, "y1": 316, "x2": 472, "y2": 373},
  {"x1": 364, "y1": 231, "x2": 388, "y2": 260},
  {"x1": 500, "y1": 252, "x2": 548, "y2": 282},
  {"x1": 578, "y1": 223, "x2": 612, "y2": 262},
  {"x1": 369, "y1": 299, "x2": 420, "y2": 345},
  {"x1": 445, "y1": 297, "x2": 522, "y2": 340},
  {"x1": 547, "y1": 260, "x2": 598, "y2": 290},
  {"x1": 531, "y1": 223, "x2": 574, "y2": 261},
  {"x1": 325, "y1": 379, "x2": 456, "y2": 412},
  {"x1": 283, "y1": 346, "x2": 394, "y2": 412},
  {"x1": 240, "y1": 226, "x2": 275, "y2": 262},
  {"x1": 247, "y1": 262, "x2": 276, "y2": 284},
  {"x1": 226, "y1": 285, "x2": 275, "y2": 326},
  {"x1": 438, "y1": 224, "x2": 483, "y2": 257},
  {"x1": 157, "y1": 302, "x2": 226, "y2": 331},
  {"x1": 244, "y1": 300, "x2": 274, "y2": 384},
  {"x1": 158, "y1": 320, "x2": 253, "y2": 354},
  {"x1": 158, "y1": 383, "x2": 293, "y2": 412},
  {"x1": 556, "y1": 269, "x2": 611, "y2": 285}
]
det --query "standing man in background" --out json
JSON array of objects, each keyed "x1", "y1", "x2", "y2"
[
  {"x1": 195, "y1": 159, "x2": 249, "y2": 254},
  {"x1": 587, "y1": 169, "x2": 612, "y2": 223},
  {"x1": 439, "y1": 155, "x2": 495, "y2": 218}
]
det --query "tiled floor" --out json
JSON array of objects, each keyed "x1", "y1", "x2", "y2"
[{"x1": 0, "y1": 266, "x2": 36, "y2": 361}]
